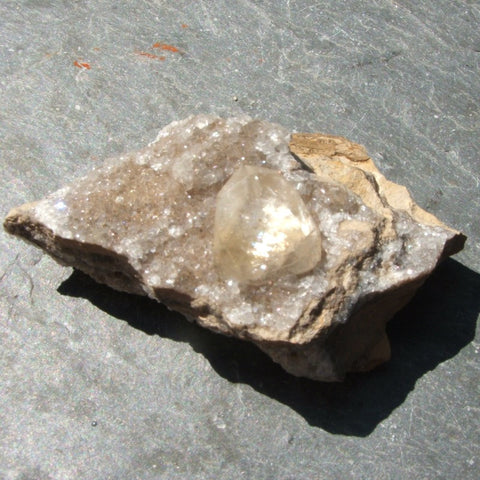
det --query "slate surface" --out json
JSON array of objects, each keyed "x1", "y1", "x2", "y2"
[{"x1": 1, "y1": 1, "x2": 479, "y2": 479}]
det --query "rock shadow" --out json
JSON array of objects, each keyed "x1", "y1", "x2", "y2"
[{"x1": 58, "y1": 258, "x2": 479, "y2": 437}]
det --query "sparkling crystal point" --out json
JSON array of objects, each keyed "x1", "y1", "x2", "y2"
[{"x1": 213, "y1": 165, "x2": 322, "y2": 285}]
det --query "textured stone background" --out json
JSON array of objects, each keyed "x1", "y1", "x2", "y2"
[{"x1": 1, "y1": 1, "x2": 479, "y2": 478}]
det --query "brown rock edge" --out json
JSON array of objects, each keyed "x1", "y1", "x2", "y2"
[{"x1": 285, "y1": 133, "x2": 466, "y2": 375}]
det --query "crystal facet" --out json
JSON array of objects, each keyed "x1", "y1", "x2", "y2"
[{"x1": 214, "y1": 166, "x2": 322, "y2": 284}]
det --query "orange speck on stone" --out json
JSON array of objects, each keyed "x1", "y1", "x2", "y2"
[
  {"x1": 135, "y1": 51, "x2": 165, "y2": 61},
  {"x1": 152, "y1": 43, "x2": 180, "y2": 53},
  {"x1": 74, "y1": 60, "x2": 91, "y2": 69},
  {"x1": 181, "y1": 24, "x2": 188, "y2": 28}
]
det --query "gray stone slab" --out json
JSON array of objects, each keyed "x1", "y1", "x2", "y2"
[{"x1": 1, "y1": 1, "x2": 479, "y2": 479}]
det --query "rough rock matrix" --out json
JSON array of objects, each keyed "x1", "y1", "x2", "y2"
[{"x1": 4, "y1": 115, "x2": 466, "y2": 381}]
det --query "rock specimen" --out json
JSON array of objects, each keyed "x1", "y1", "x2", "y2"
[{"x1": 4, "y1": 115, "x2": 466, "y2": 381}]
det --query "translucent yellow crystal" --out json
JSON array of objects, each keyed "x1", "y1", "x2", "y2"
[{"x1": 213, "y1": 166, "x2": 322, "y2": 284}]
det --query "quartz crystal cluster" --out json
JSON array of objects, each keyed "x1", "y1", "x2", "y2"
[{"x1": 4, "y1": 115, "x2": 466, "y2": 381}]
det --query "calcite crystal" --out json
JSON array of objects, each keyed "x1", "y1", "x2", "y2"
[
  {"x1": 214, "y1": 165, "x2": 322, "y2": 285},
  {"x1": 4, "y1": 115, "x2": 466, "y2": 381}
]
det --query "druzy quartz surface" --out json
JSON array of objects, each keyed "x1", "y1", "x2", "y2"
[{"x1": 25, "y1": 115, "x2": 384, "y2": 333}]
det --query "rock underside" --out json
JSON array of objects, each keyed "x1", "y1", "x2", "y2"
[{"x1": 4, "y1": 115, "x2": 466, "y2": 381}]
